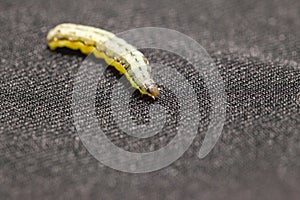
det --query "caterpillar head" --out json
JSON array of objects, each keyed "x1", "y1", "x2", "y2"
[{"x1": 146, "y1": 83, "x2": 160, "y2": 99}]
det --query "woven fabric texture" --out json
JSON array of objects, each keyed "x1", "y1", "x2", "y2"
[{"x1": 0, "y1": 0, "x2": 299, "y2": 199}]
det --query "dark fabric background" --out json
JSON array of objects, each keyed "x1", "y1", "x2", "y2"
[{"x1": 0, "y1": 0, "x2": 299, "y2": 199}]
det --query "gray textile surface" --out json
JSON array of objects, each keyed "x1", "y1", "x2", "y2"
[{"x1": 0, "y1": 0, "x2": 299, "y2": 199}]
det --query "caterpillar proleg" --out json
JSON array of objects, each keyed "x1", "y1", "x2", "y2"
[{"x1": 47, "y1": 23, "x2": 160, "y2": 99}]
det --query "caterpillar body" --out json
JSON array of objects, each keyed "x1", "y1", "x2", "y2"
[{"x1": 47, "y1": 23, "x2": 160, "y2": 99}]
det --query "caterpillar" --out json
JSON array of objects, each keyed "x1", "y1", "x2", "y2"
[{"x1": 47, "y1": 23, "x2": 160, "y2": 99}]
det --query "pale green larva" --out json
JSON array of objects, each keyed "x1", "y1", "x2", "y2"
[{"x1": 47, "y1": 23, "x2": 160, "y2": 99}]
